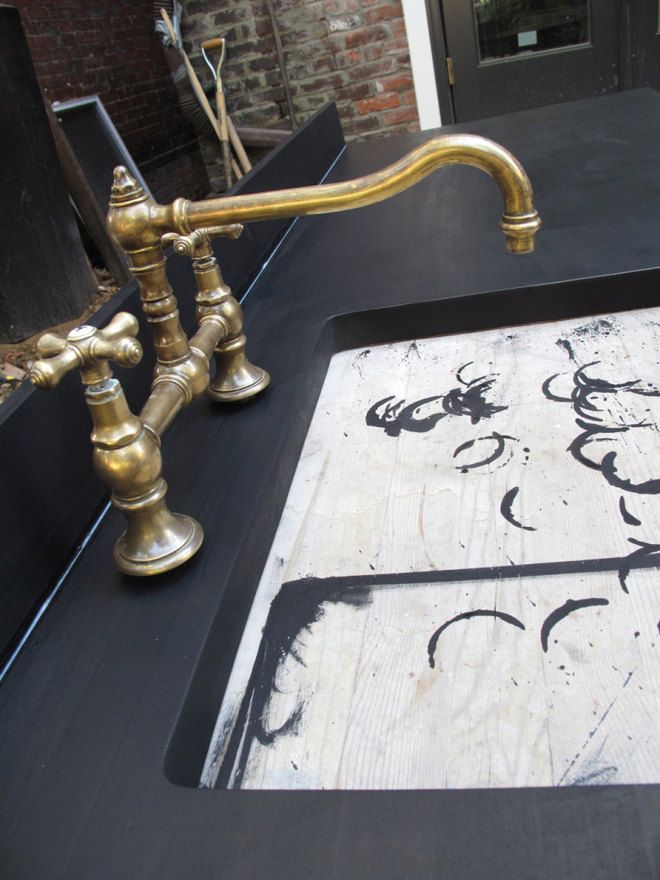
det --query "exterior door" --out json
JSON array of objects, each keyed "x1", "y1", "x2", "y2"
[{"x1": 441, "y1": 1, "x2": 621, "y2": 121}]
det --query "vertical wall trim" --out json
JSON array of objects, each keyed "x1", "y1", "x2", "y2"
[{"x1": 401, "y1": 0, "x2": 442, "y2": 129}]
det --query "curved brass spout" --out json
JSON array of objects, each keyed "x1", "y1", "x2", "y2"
[
  {"x1": 152, "y1": 134, "x2": 541, "y2": 254},
  {"x1": 37, "y1": 132, "x2": 541, "y2": 577}
]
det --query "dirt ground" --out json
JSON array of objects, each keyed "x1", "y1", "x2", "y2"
[{"x1": 0, "y1": 268, "x2": 121, "y2": 406}]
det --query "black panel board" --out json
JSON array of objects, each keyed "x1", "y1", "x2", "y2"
[
  {"x1": 0, "y1": 7, "x2": 94, "y2": 342},
  {"x1": 1, "y1": 91, "x2": 660, "y2": 880},
  {"x1": 54, "y1": 99, "x2": 145, "y2": 214}
]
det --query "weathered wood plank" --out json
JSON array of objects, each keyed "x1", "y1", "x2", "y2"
[{"x1": 203, "y1": 307, "x2": 660, "y2": 790}]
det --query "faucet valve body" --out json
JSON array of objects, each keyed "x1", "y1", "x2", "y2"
[
  {"x1": 188, "y1": 229, "x2": 270, "y2": 402},
  {"x1": 31, "y1": 313, "x2": 203, "y2": 575}
]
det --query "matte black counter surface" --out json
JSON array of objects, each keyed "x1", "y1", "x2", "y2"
[{"x1": 1, "y1": 90, "x2": 660, "y2": 879}]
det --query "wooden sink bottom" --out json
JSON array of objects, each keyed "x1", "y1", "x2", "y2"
[{"x1": 201, "y1": 306, "x2": 660, "y2": 790}]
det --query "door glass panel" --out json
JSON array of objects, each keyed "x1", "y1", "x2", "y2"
[{"x1": 474, "y1": 0, "x2": 590, "y2": 62}]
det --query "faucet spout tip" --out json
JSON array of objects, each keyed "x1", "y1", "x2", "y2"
[{"x1": 501, "y1": 209, "x2": 542, "y2": 254}]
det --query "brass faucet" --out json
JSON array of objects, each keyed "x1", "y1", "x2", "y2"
[{"x1": 30, "y1": 133, "x2": 541, "y2": 576}]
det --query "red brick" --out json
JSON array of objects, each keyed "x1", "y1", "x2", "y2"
[
  {"x1": 335, "y1": 80, "x2": 374, "y2": 102},
  {"x1": 347, "y1": 113, "x2": 381, "y2": 133},
  {"x1": 291, "y1": 55, "x2": 337, "y2": 79},
  {"x1": 250, "y1": 55, "x2": 277, "y2": 71},
  {"x1": 299, "y1": 72, "x2": 348, "y2": 93},
  {"x1": 255, "y1": 16, "x2": 272, "y2": 37},
  {"x1": 365, "y1": 5, "x2": 402, "y2": 24},
  {"x1": 284, "y1": 39, "x2": 329, "y2": 64},
  {"x1": 344, "y1": 57, "x2": 397, "y2": 81},
  {"x1": 327, "y1": 12, "x2": 364, "y2": 32},
  {"x1": 365, "y1": 44, "x2": 383, "y2": 61},
  {"x1": 382, "y1": 36, "x2": 409, "y2": 55},
  {"x1": 323, "y1": 0, "x2": 360, "y2": 13},
  {"x1": 334, "y1": 48, "x2": 361, "y2": 69},
  {"x1": 356, "y1": 91, "x2": 400, "y2": 114},
  {"x1": 343, "y1": 24, "x2": 390, "y2": 49},
  {"x1": 376, "y1": 74, "x2": 413, "y2": 93},
  {"x1": 382, "y1": 105, "x2": 418, "y2": 126}
]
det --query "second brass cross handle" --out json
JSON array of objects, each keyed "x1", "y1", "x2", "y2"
[{"x1": 31, "y1": 312, "x2": 143, "y2": 389}]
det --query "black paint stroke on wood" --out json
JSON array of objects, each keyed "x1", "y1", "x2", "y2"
[
  {"x1": 219, "y1": 550, "x2": 660, "y2": 788},
  {"x1": 365, "y1": 394, "x2": 444, "y2": 436},
  {"x1": 500, "y1": 486, "x2": 537, "y2": 531},
  {"x1": 572, "y1": 361, "x2": 642, "y2": 422},
  {"x1": 541, "y1": 373, "x2": 571, "y2": 402},
  {"x1": 427, "y1": 609, "x2": 525, "y2": 669},
  {"x1": 456, "y1": 361, "x2": 489, "y2": 387},
  {"x1": 601, "y1": 450, "x2": 660, "y2": 495},
  {"x1": 365, "y1": 365, "x2": 506, "y2": 437},
  {"x1": 454, "y1": 432, "x2": 516, "y2": 470},
  {"x1": 540, "y1": 597, "x2": 610, "y2": 652},
  {"x1": 619, "y1": 496, "x2": 641, "y2": 527},
  {"x1": 567, "y1": 418, "x2": 660, "y2": 495},
  {"x1": 443, "y1": 377, "x2": 507, "y2": 424},
  {"x1": 618, "y1": 539, "x2": 660, "y2": 593},
  {"x1": 215, "y1": 578, "x2": 372, "y2": 787},
  {"x1": 543, "y1": 353, "x2": 660, "y2": 497},
  {"x1": 557, "y1": 696, "x2": 619, "y2": 786},
  {"x1": 255, "y1": 698, "x2": 307, "y2": 746},
  {"x1": 556, "y1": 338, "x2": 576, "y2": 361}
]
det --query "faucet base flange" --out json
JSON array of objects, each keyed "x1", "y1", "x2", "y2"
[
  {"x1": 208, "y1": 367, "x2": 270, "y2": 402},
  {"x1": 114, "y1": 513, "x2": 204, "y2": 576},
  {"x1": 112, "y1": 480, "x2": 204, "y2": 576},
  {"x1": 208, "y1": 332, "x2": 270, "y2": 402}
]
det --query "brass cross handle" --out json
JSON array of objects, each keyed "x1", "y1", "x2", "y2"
[
  {"x1": 31, "y1": 312, "x2": 143, "y2": 389},
  {"x1": 161, "y1": 224, "x2": 244, "y2": 257}
]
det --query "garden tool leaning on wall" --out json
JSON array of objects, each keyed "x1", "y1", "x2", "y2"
[
  {"x1": 202, "y1": 36, "x2": 234, "y2": 188},
  {"x1": 202, "y1": 35, "x2": 252, "y2": 178},
  {"x1": 158, "y1": 6, "x2": 250, "y2": 187}
]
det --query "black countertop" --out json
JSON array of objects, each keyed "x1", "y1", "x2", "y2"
[{"x1": 1, "y1": 90, "x2": 660, "y2": 879}]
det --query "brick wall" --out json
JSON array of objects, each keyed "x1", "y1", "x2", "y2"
[
  {"x1": 183, "y1": 0, "x2": 419, "y2": 141},
  {"x1": 14, "y1": 0, "x2": 210, "y2": 201}
]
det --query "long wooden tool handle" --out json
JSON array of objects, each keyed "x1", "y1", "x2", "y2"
[
  {"x1": 201, "y1": 37, "x2": 223, "y2": 50},
  {"x1": 160, "y1": 9, "x2": 225, "y2": 148},
  {"x1": 159, "y1": 8, "x2": 180, "y2": 51},
  {"x1": 162, "y1": 9, "x2": 246, "y2": 184},
  {"x1": 216, "y1": 87, "x2": 229, "y2": 143},
  {"x1": 226, "y1": 115, "x2": 252, "y2": 174},
  {"x1": 216, "y1": 84, "x2": 233, "y2": 188}
]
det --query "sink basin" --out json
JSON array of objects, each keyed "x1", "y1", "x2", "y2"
[{"x1": 200, "y1": 305, "x2": 660, "y2": 790}]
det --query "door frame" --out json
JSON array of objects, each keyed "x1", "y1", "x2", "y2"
[{"x1": 424, "y1": 0, "x2": 456, "y2": 125}]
